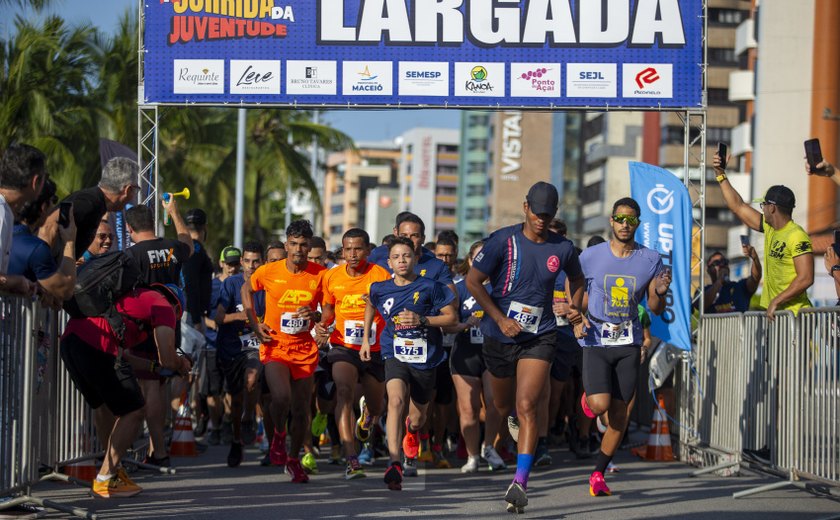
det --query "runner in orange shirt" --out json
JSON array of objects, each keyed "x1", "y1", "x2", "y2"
[
  {"x1": 244, "y1": 220, "x2": 325, "y2": 483},
  {"x1": 316, "y1": 228, "x2": 391, "y2": 480}
]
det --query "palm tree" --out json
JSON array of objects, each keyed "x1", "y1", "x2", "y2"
[{"x1": 0, "y1": 0, "x2": 53, "y2": 8}]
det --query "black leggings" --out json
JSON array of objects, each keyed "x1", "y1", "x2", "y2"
[{"x1": 582, "y1": 346, "x2": 640, "y2": 402}]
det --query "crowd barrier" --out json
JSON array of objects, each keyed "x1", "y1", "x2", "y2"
[
  {"x1": 683, "y1": 308, "x2": 840, "y2": 498},
  {"x1": 0, "y1": 296, "x2": 99, "y2": 519}
]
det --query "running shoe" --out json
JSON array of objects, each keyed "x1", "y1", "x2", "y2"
[
  {"x1": 402, "y1": 418, "x2": 420, "y2": 460},
  {"x1": 417, "y1": 434, "x2": 433, "y2": 462},
  {"x1": 311, "y1": 411, "x2": 328, "y2": 437},
  {"x1": 403, "y1": 457, "x2": 418, "y2": 477},
  {"x1": 446, "y1": 433, "x2": 458, "y2": 455},
  {"x1": 241, "y1": 420, "x2": 257, "y2": 445},
  {"x1": 90, "y1": 475, "x2": 143, "y2": 499},
  {"x1": 355, "y1": 396, "x2": 374, "y2": 442},
  {"x1": 432, "y1": 444, "x2": 451, "y2": 468},
  {"x1": 260, "y1": 453, "x2": 272, "y2": 466},
  {"x1": 589, "y1": 471, "x2": 611, "y2": 496},
  {"x1": 461, "y1": 455, "x2": 480, "y2": 474},
  {"x1": 207, "y1": 428, "x2": 221, "y2": 446},
  {"x1": 504, "y1": 481, "x2": 528, "y2": 513},
  {"x1": 581, "y1": 393, "x2": 596, "y2": 419},
  {"x1": 227, "y1": 442, "x2": 243, "y2": 468},
  {"x1": 573, "y1": 437, "x2": 593, "y2": 459},
  {"x1": 507, "y1": 416, "x2": 520, "y2": 443},
  {"x1": 270, "y1": 430, "x2": 288, "y2": 466},
  {"x1": 606, "y1": 462, "x2": 619, "y2": 473},
  {"x1": 259, "y1": 433, "x2": 269, "y2": 453},
  {"x1": 534, "y1": 444, "x2": 552, "y2": 467},
  {"x1": 328, "y1": 445, "x2": 343, "y2": 465},
  {"x1": 384, "y1": 462, "x2": 403, "y2": 491},
  {"x1": 115, "y1": 467, "x2": 140, "y2": 490},
  {"x1": 482, "y1": 445, "x2": 507, "y2": 471},
  {"x1": 596, "y1": 416, "x2": 608, "y2": 434},
  {"x1": 358, "y1": 444, "x2": 375, "y2": 466},
  {"x1": 285, "y1": 458, "x2": 309, "y2": 483},
  {"x1": 345, "y1": 456, "x2": 366, "y2": 480},
  {"x1": 302, "y1": 452, "x2": 319, "y2": 474}
]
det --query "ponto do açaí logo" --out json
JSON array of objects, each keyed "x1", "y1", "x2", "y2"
[{"x1": 647, "y1": 183, "x2": 675, "y2": 215}]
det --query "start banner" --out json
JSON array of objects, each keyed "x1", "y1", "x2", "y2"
[{"x1": 142, "y1": 0, "x2": 704, "y2": 109}]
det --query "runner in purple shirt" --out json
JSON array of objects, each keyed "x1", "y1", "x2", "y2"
[
  {"x1": 467, "y1": 182, "x2": 585, "y2": 513},
  {"x1": 576, "y1": 197, "x2": 671, "y2": 498}
]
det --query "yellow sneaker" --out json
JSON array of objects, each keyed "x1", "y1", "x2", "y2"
[{"x1": 91, "y1": 475, "x2": 143, "y2": 498}]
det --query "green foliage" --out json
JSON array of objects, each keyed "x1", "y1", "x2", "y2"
[{"x1": 0, "y1": 8, "x2": 354, "y2": 255}]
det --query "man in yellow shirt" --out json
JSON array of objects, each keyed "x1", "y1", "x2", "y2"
[{"x1": 714, "y1": 152, "x2": 813, "y2": 317}]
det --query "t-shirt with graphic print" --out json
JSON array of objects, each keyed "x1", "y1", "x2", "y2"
[
  {"x1": 322, "y1": 261, "x2": 391, "y2": 351},
  {"x1": 126, "y1": 237, "x2": 191, "y2": 286},
  {"x1": 471, "y1": 224, "x2": 581, "y2": 344},
  {"x1": 454, "y1": 278, "x2": 491, "y2": 349},
  {"x1": 217, "y1": 273, "x2": 266, "y2": 361},
  {"x1": 368, "y1": 276, "x2": 454, "y2": 370},
  {"x1": 578, "y1": 242, "x2": 663, "y2": 348},
  {"x1": 759, "y1": 218, "x2": 812, "y2": 313}
]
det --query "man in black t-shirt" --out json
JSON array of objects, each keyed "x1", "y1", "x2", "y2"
[
  {"x1": 125, "y1": 196, "x2": 192, "y2": 467},
  {"x1": 40, "y1": 157, "x2": 140, "y2": 260},
  {"x1": 182, "y1": 208, "x2": 213, "y2": 330}
]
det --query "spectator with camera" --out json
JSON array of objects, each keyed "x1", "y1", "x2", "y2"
[{"x1": 701, "y1": 245, "x2": 762, "y2": 314}]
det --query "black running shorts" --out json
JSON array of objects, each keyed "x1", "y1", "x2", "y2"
[
  {"x1": 551, "y1": 333, "x2": 581, "y2": 382},
  {"x1": 218, "y1": 349, "x2": 261, "y2": 396},
  {"x1": 60, "y1": 334, "x2": 146, "y2": 417},
  {"x1": 483, "y1": 332, "x2": 556, "y2": 379},
  {"x1": 582, "y1": 346, "x2": 641, "y2": 403},
  {"x1": 384, "y1": 357, "x2": 436, "y2": 405},
  {"x1": 327, "y1": 344, "x2": 386, "y2": 383},
  {"x1": 433, "y1": 361, "x2": 454, "y2": 405},
  {"x1": 449, "y1": 334, "x2": 486, "y2": 378}
]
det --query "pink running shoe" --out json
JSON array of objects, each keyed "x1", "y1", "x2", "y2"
[
  {"x1": 270, "y1": 430, "x2": 288, "y2": 466},
  {"x1": 581, "y1": 393, "x2": 596, "y2": 419},
  {"x1": 589, "y1": 471, "x2": 611, "y2": 496}
]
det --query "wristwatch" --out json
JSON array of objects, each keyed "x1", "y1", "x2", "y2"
[
  {"x1": 715, "y1": 173, "x2": 727, "y2": 183},
  {"x1": 419, "y1": 315, "x2": 429, "y2": 327},
  {"x1": 831, "y1": 264, "x2": 840, "y2": 274}
]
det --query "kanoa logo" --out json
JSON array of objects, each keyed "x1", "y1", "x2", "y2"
[
  {"x1": 470, "y1": 66, "x2": 488, "y2": 81},
  {"x1": 635, "y1": 67, "x2": 660, "y2": 89}
]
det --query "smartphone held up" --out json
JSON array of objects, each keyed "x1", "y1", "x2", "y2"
[{"x1": 805, "y1": 138, "x2": 825, "y2": 173}]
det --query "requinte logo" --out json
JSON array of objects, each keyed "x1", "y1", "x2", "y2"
[{"x1": 647, "y1": 184, "x2": 675, "y2": 215}]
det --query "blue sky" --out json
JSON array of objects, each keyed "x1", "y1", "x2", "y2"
[{"x1": 1, "y1": 0, "x2": 461, "y2": 142}]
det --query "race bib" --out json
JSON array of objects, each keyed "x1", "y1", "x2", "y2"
[
  {"x1": 600, "y1": 321, "x2": 633, "y2": 346},
  {"x1": 239, "y1": 332, "x2": 261, "y2": 349},
  {"x1": 280, "y1": 312, "x2": 309, "y2": 335},
  {"x1": 345, "y1": 320, "x2": 375, "y2": 346},
  {"x1": 394, "y1": 336, "x2": 428, "y2": 363},
  {"x1": 555, "y1": 315, "x2": 571, "y2": 327},
  {"x1": 469, "y1": 327, "x2": 484, "y2": 344},
  {"x1": 507, "y1": 301, "x2": 543, "y2": 334},
  {"x1": 553, "y1": 294, "x2": 570, "y2": 327}
]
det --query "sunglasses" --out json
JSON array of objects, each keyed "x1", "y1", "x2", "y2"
[
  {"x1": 708, "y1": 259, "x2": 729, "y2": 268},
  {"x1": 96, "y1": 233, "x2": 114, "y2": 240},
  {"x1": 612, "y1": 214, "x2": 640, "y2": 225},
  {"x1": 759, "y1": 201, "x2": 776, "y2": 209}
]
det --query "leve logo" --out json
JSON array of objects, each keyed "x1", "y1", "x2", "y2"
[{"x1": 635, "y1": 67, "x2": 660, "y2": 89}]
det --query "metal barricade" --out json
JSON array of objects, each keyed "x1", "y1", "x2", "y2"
[{"x1": 0, "y1": 297, "x2": 95, "y2": 518}]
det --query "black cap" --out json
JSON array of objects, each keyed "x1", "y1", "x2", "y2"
[
  {"x1": 219, "y1": 246, "x2": 242, "y2": 264},
  {"x1": 754, "y1": 185, "x2": 796, "y2": 210},
  {"x1": 526, "y1": 182, "x2": 559, "y2": 217},
  {"x1": 185, "y1": 208, "x2": 207, "y2": 226}
]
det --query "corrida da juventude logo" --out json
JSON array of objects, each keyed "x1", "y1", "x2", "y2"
[{"x1": 162, "y1": 0, "x2": 295, "y2": 45}]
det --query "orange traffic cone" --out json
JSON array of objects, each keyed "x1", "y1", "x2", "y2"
[
  {"x1": 633, "y1": 396, "x2": 674, "y2": 461},
  {"x1": 169, "y1": 392, "x2": 198, "y2": 457},
  {"x1": 61, "y1": 459, "x2": 99, "y2": 482}
]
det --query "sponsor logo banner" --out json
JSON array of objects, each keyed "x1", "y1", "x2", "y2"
[
  {"x1": 622, "y1": 64, "x2": 673, "y2": 98},
  {"x1": 454, "y1": 63, "x2": 505, "y2": 97},
  {"x1": 566, "y1": 63, "x2": 617, "y2": 98},
  {"x1": 510, "y1": 63, "x2": 561, "y2": 98},
  {"x1": 286, "y1": 61, "x2": 337, "y2": 95},
  {"x1": 173, "y1": 60, "x2": 224, "y2": 94},
  {"x1": 230, "y1": 60, "x2": 281, "y2": 95},
  {"x1": 342, "y1": 61, "x2": 393, "y2": 96},
  {"x1": 398, "y1": 62, "x2": 448, "y2": 97}
]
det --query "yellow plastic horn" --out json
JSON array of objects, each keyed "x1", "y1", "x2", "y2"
[{"x1": 163, "y1": 188, "x2": 191, "y2": 225}]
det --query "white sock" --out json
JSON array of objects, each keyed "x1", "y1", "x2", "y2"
[
  {"x1": 468, "y1": 455, "x2": 480, "y2": 463},
  {"x1": 96, "y1": 473, "x2": 114, "y2": 482}
]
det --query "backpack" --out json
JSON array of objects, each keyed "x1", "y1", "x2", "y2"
[{"x1": 64, "y1": 251, "x2": 144, "y2": 342}]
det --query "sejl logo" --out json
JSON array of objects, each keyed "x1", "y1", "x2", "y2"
[
  {"x1": 511, "y1": 63, "x2": 561, "y2": 98},
  {"x1": 455, "y1": 62, "x2": 505, "y2": 97},
  {"x1": 399, "y1": 62, "x2": 448, "y2": 96},
  {"x1": 343, "y1": 61, "x2": 393, "y2": 96},
  {"x1": 173, "y1": 59, "x2": 224, "y2": 94},
  {"x1": 230, "y1": 60, "x2": 280, "y2": 95},
  {"x1": 286, "y1": 60, "x2": 336, "y2": 95},
  {"x1": 566, "y1": 63, "x2": 617, "y2": 98},
  {"x1": 622, "y1": 64, "x2": 672, "y2": 98}
]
